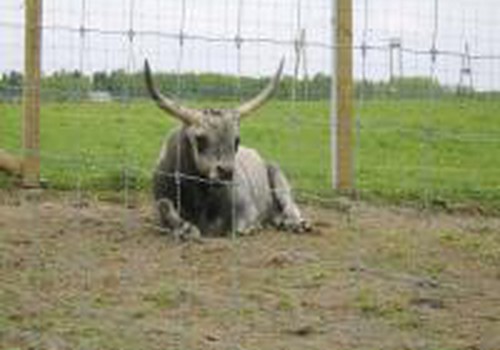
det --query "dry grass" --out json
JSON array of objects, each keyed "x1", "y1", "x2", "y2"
[{"x1": 1, "y1": 190, "x2": 500, "y2": 350}]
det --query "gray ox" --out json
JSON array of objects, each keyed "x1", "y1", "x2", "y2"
[{"x1": 145, "y1": 59, "x2": 310, "y2": 240}]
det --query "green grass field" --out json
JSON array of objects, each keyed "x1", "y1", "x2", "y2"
[{"x1": 1, "y1": 98, "x2": 499, "y2": 212}]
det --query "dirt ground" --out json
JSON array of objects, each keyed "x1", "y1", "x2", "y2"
[{"x1": 1, "y1": 190, "x2": 500, "y2": 350}]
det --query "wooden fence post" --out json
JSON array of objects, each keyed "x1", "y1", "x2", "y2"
[
  {"x1": 22, "y1": 0, "x2": 43, "y2": 188},
  {"x1": 0, "y1": 149, "x2": 23, "y2": 176},
  {"x1": 330, "y1": 0, "x2": 354, "y2": 191}
]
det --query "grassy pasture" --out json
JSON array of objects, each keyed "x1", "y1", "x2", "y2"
[
  {"x1": 1, "y1": 98, "x2": 499, "y2": 211},
  {"x1": 2, "y1": 97, "x2": 500, "y2": 349}
]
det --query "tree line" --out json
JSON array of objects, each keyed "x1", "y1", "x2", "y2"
[{"x1": 0, "y1": 69, "x2": 487, "y2": 103}]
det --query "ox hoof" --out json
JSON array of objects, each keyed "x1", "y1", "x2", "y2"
[
  {"x1": 237, "y1": 224, "x2": 261, "y2": 237},
  {"x1": 175, "y1": 222, "x2": 202, "y2": 242},
  {"x1": 275, "y1": 217, "x2": 312, "y2": 234},
  {"x1": 284, "y1": 219, "x2": 312, "y2": 234},
  {"x1": 294, "y1": 219, "x2": 312, "y2": 233}
]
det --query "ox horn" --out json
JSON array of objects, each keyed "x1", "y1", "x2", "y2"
[
  {"x1": 237, "y1": 57, "x2": 285, "y2": 118},
  {"x1": 144, "y1": 60, "x2": 202, "y2": 125}
]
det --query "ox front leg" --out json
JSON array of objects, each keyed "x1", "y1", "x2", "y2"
[
  {"x1": 267, "y1": 164, "x2": 311, "y2": 233},
  {"x1": 156, "y1": 198, "x2": 201, "y2": 241},
  {"x1": 235, "y1": 209, "x2": 262, "y2": 237}
]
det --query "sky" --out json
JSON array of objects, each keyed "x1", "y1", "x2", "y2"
[{"x1": 1, "y1": 0, "x2": 499, "y2": 90}]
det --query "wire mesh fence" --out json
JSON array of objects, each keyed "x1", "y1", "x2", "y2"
[
  {"x1": 1, "y1": 0, "x2": 500, "y2": 349},
  {"x1": 1, "y1": 0, "x2": 499, "y2": 207}
]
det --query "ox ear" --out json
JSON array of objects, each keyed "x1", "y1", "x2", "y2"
[
  {"x1": 237, "y1": 57, "x2": 285, "y2": 118},
  {"x1": 144, "y1": 59, "x2": 203, "y2": 125}
]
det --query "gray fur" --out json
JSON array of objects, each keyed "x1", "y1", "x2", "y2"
[{"x1": 146, "y1": 60, "x2": 310, "y2": 239}]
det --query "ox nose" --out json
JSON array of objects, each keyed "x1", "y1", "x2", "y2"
[{"x1": 217, "y1": 165, "x2": 234, "y2": 181}]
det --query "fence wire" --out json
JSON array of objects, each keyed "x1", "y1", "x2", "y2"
[{"x1": 1, "y1": 0, "x2": 500, "y2": 349}]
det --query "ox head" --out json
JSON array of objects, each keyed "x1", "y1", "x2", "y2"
[{"x1": 144, "y1": 59, "x2": 284, "y2": 183}]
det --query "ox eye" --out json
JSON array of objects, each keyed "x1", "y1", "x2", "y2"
[
  {"x1": 196, "y1": 135, "x2": 209, "y2": 153},
  {"x1": 234, "y1": 137, "x2": 240, "y2": 151}
]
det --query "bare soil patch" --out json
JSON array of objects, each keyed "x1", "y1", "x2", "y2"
[{"x1": 1, "y1": 191, "x2": 500, "y2": 350}]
